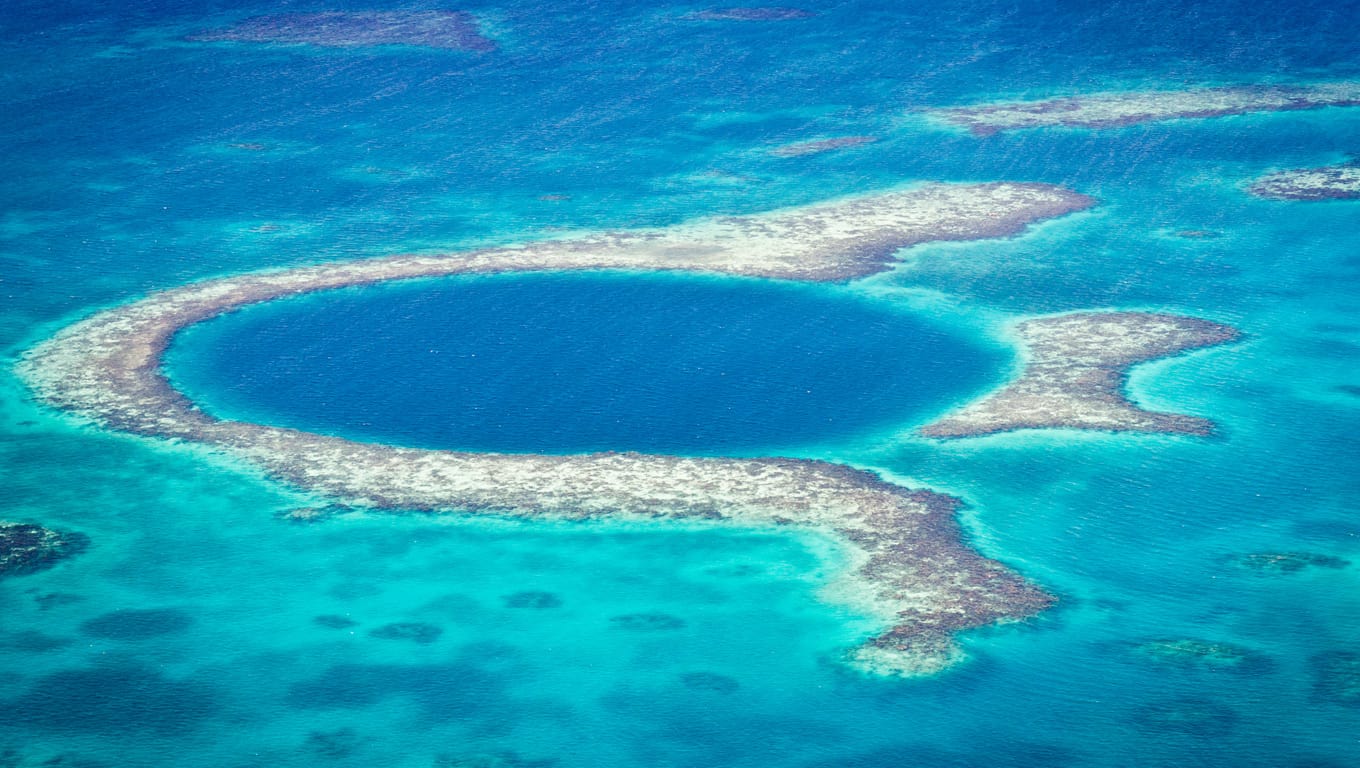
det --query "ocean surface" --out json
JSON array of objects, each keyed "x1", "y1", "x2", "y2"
[{"x1": 3, "y1": 1, "x2": 1359, "y2": 766}]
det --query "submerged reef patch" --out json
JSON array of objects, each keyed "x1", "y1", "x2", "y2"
[
  {"x1": 368, "y1": 622, "x2": 444, "y2": 644},
  {"x1": 503, "y1": 591, "x2": 563, "y2": 610},
  {"x1": 433, "y1": 752, "x2": 558, "y2": 768},
  {"x1": 1131, "y1": 697, "x2": 1239, "y2": 736},
  {"x1": 929, "y1": 82, "x2": 1360, "y2": 135},
  {"x1": 0, "y1": 522, "x2": 88, "y2": 579},
  {"x1": 1227, "y1": 551, "x2": 1350, "y2": 575},
  {"x1": 276, "y1": 504, "x2": 357, "y2": 524},
  {"x1": 1133, "y1": 638, "x2": 1273, "y2": 674},
  {"x1": 769, "y1": 136, "x2": 878, "y2": 157},
  {"x1": 1310, "y1": 651, "x2": 1360, "y2": 706},
  {"x1": 314, "y1": 614, "x2": 359, "y2": 630},
  {"x1": 19, "y1": 183, "x2": 1218, "y2": 676},
  {"x1": 79, "y1": 608, "x2": 195, "y2": 641},
  {"x1": 686, "y1": 8, "x2": 816, "y2": 21},
  {"x1": 0, "y1": 631, "x2": 74, "y2": 653},
  {"x1": 304, "y1": 728, "x2": 364, "y2": 759},
  {"x1": 610, "y1": 613, "x2": 687, "y2": 631},
  {"x1": 1249, "y1": 162, "x2": 1360, "y2": 201},
  {"x1": 187, "y1": 11, "x2": 495, "y2": 52},
  {"x1": 1, "y1": 664, "x2": 220, "y2": 735},
  {"x1": 679, "y1": 671, "x2": 741, "y2": 693},
  {"x1": 921, "y1": 312, "x2": 1239, "y2": 438}
]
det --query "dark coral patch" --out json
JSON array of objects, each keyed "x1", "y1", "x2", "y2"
[
  {"x1": 368, "y1": 622, "x2": 443, "y2": 644},
  {"x1": 1131, "y1": 697, "x2": 1238, "y2": 735},
  {"x1": 0, "y1": 522, "x2": 88, "y2": 578},
  {"x1": 80, "y1": 608, "x2": 194, "y2": 641},
  {"x1": 1, "y1": 664, "x2": 219, "y2": 734},
  {"x1": 314, "y1": 614, "x2": 359, "y2": 629},
  {"x1": 679, "y1": 671, "x2": 740, "y2": 693},
  {"x1": 1310, "y1": 651, "x2": 1360, "y2": 706},
  {"x1": 610, "y1": 612, "x2": 686, "y2": 631},
  {"x1": 502, "y1": 591, "x2": 562, "y2": 610}
]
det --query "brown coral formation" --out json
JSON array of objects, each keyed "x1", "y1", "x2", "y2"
[{"x1": 921, "y1": 312, "x2": 1240, "y2": 438}]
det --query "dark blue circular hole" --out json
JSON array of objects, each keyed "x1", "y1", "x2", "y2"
[{"x1": 168, "y1": 272, "x2": 1003, "y2": 455}]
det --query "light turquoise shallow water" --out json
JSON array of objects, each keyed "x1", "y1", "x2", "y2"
[{"x1": 3, "y1": 1, "x2": 1360, "y2": 766}]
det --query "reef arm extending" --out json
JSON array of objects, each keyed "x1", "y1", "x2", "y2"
[
  {"x1": 928, "y1": 82, "x2": 1360, "y2": 135},
  {"x1": 18, "y1": 182, "x2": 1090, "y2": 675},
  {"x1": 920, "y1": 312, "x2": 1240, "y2": 439}
]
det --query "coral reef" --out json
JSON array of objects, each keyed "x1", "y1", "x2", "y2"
[
  {"x1": 930, "y1": 83, "x2": 1360, "y2": 135},
  {"x1": 921, "y1": 312, "x2": 1240, "y2": 438},
  {"x1": 17, "y1": 184, "x2": 1100, "y2": 675},
  {"x1": 1249, "y1": 162, "x2": 1360, "y2": 200},
  {"x1": 0, "y1": 523, "x2": 87, "y2": 579}
]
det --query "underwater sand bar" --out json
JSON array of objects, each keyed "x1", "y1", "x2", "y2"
[
  {"x1": 19, "y1": 183, "x2": 1093, "y2": 675},
  {"x1": 1249, "y1": 162, "x2": 1360, "y2": 200},
  {"x1": 921, "y1": 312, "x2": 1240, "y2": 438},
  {"x1": 929, "y1": 82, "x2": 1360, "y2": 135}
]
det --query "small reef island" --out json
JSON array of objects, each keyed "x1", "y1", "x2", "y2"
[
  {"x1": 18, "y1": 182, "x2": 1239, "y2": 675},
  {"x1": 927, "y1": 82, "x2": 1360, "y2": 135}
]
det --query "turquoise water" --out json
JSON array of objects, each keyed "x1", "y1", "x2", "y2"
[
  {"x1": 166, "y1": 272, "x2": 1004, "y2": 455},
  {"x1": 3, "y1": 1, "x2": 1360, "y2": 766}
]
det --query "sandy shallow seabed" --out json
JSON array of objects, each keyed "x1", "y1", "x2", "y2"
[{"x1": 16, "y1": 182, "x2": 1238, "y2": 674}]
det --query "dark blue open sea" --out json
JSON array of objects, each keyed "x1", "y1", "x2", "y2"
[{"x1": 3, "y1": 1, "x2": 1359, "y2": 766}]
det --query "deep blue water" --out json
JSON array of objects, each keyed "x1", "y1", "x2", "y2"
[
  {"x1": 167, "y1": 272, "x2": 1003, "y2": 454},
  {"x1": 3, "y1": 1, "x2": 1360, "y2": 767}
]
